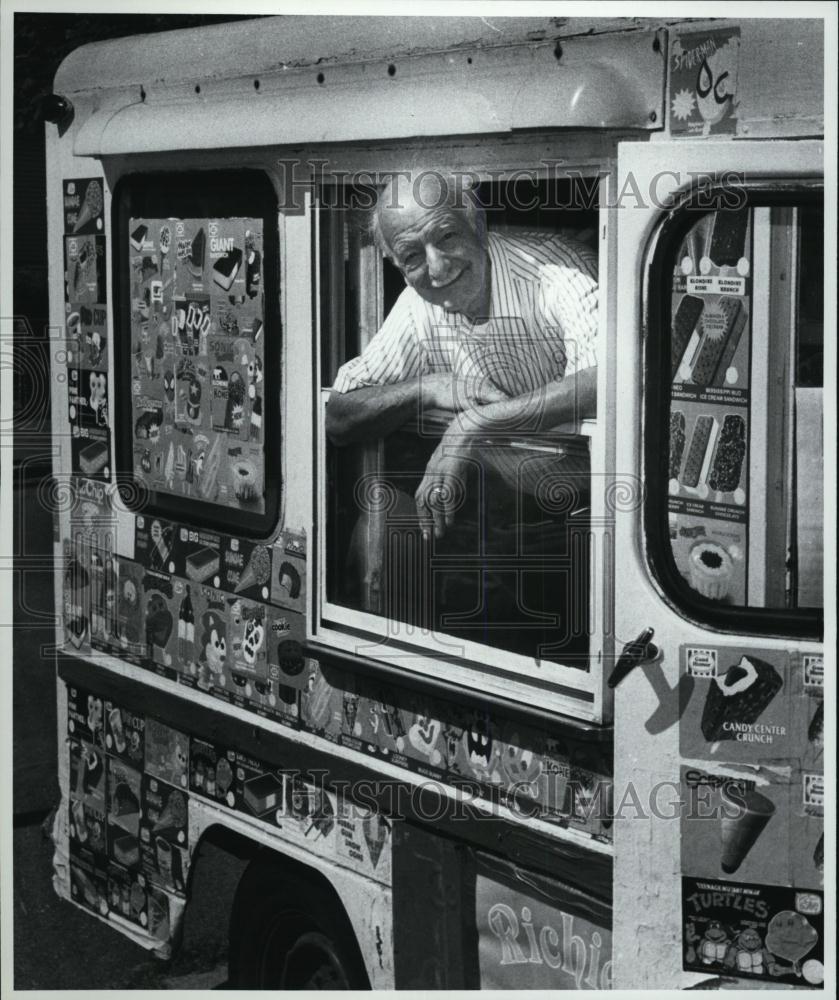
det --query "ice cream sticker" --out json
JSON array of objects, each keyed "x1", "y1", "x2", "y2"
[
  {"x1": 681, "y1": 767, "x2": 793, "y2": 886},
  {"x1": 682, "y1": 877, "x2": 823, "y2": 986},
  {"x1": 680, "y1": 646, "x2": 792, "y2": 764},
  {"x1": 669, "y1": 28, "x2": 741, "y2": 136},
  {"x1": 64, "y1": 178, "x2": 104, "y2": 235},
  {"x1": 127, "y1": 215, "x2": 266, "y2": 514}
]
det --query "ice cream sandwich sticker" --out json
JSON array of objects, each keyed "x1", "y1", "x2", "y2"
[
  {"x1": 669, "y1": 28, "x2": 740, "y2": 136},
  {"x1": 64, "y1": 178, "x2": 104, "y2": 235},
  {"x1": 680, "y1": 646, "x2": 793, "y2": 763},
  {"x1": 208, "y1": 220, "x2": 246, "y2": 297}
]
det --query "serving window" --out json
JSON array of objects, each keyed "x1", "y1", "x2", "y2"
[
  {"x1": 318, "y1": 173, "x2": 602, "y2": 690},
  {"x1": 647, "y1": 187, "x2": 823, "y2": 637},
  {"x1": 113, "y1": 171, "x2": 281, "y2": 538}
]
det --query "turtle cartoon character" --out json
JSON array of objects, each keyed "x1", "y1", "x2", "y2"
[
  {"x1": 686, "y1": 920, "x2": 730, "y2": 966},
  {"x1": 725, "y1": 926, "x2": 794, "y2": 977}
]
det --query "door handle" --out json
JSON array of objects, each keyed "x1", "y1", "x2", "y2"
[{"x1": 608, "y1": 627, "x2": 659, "y2": 689}]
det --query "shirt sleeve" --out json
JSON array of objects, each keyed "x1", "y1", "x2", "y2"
[
  {"x1": 331, "y1": 287, "x2": 424, "y2": 393},
  {"x1": 537, "y1": 239, "x2": 599, "y2": 377}
]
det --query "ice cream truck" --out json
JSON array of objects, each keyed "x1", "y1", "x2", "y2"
[{"x1": 45, "y1": 14, "x2": 829, "y2": 990}]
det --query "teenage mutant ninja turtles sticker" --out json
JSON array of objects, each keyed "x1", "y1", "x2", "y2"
[
  {"x1": 682, "y1": 877, "x2": 824, "y2": 986},
  {"x1": 669, "y1": 28, "x2": 741, "y2": 136}
]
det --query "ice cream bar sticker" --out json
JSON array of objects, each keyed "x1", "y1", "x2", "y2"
[{"x1": 679, "y1": 645, "x2": 793, "y2": 764}]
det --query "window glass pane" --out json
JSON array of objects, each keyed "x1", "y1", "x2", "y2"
[
  {"x1": 665, "y1": 199, "x2": 823, "y2": 613},
  {"x1": 322, "y1": 176, "x2": 598, "y2": 667},
  {"x1": 127, "y1": 216, "x2": 266, "y2": 513}
]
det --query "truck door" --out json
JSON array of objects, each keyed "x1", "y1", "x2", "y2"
[{"x1": 611, "y1": 139, "x2": 825, "y2": 989}]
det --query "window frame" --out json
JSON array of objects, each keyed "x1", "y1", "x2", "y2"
[
  {"x1": 112, "y1": 169, "x2": 282, "y2": 539},
  {"x1": 643, "y1": 182, "x2": 824, "y2": 640},
  {"x1": 311, "y1": 155, "x2": 615, "y2": 724}
]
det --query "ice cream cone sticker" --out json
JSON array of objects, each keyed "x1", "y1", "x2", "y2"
[
  {"x1": 719, "y1": 785, "x2": 774, "y2": 874},
  {"x1": 362, "y1": 813, "x2": 390, "y2": 869},
  {"x1": 73, "y1": 180, "x2": 103, "y2": 233}
]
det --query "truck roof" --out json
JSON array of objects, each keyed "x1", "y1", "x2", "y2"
[{"x1": 54, "y1": 14, "x2": 662, "y2": 93}]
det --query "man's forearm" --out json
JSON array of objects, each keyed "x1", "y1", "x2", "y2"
[
  {"x1": 451, "y1": 366, "x2": 597, "y2": 437},
  {"x1": 325, "y1": 379, "x2": 424, "y2": 446}
]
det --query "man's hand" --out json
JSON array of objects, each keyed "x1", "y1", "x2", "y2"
[
  {"x1": 415, "y1": 428, "x2": 474, "y2": 540},
  {"x1": 420, "y1": 373, "x2": 507, "y2": 413}
]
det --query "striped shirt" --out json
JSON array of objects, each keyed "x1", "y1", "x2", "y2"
[{"x1": 332, "y1": 231, "x2": 598, "y2": 396}]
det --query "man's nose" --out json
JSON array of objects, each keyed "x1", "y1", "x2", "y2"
[{"x1": 425, "y1": 244, "x2": 451, "y2": 285}]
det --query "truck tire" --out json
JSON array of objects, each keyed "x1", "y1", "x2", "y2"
[{"x1": 228, "y1": 855, "x2": 370, "y2": 989}]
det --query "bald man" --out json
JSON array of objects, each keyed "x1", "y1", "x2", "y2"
[{"x1": 326, "y1": 171, "x2": 598, "y2": 541}]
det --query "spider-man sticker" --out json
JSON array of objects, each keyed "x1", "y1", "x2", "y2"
[{"x1": 669, "y1": 28, "x2": 741, "y2": 136}]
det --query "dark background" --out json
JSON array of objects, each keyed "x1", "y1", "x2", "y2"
[{"x1": 12, "y1": 14, "x2": 256, "y2": 990}]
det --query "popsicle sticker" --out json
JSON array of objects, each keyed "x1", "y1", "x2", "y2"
[{"x1": 765, "y1": 911, "x2": 819, "y2": 980}]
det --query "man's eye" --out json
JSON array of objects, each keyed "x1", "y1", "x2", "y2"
[
  {"x1": 438, "y1": 231, "x2": 458, "y2": 246},
  {"x1": 401, "y1": 253, "x2": 424, "y2": 271}
]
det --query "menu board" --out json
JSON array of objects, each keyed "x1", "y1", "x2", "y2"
[
  {"x1": 667, "y1": 208, "x2": 751, "y2": 605},
  {"x1": 128, "y1": 217, "x2": 265, "y2": 513}
]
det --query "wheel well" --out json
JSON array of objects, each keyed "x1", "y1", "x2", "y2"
[
  {"x1": 168, "y1": 824, "x2": 255, "y2": 965},
  {"x1": 227, "y1": 846, "x2": 370, "y2": 988}
]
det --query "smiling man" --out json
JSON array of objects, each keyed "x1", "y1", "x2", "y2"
[{"x1": 325, "y1": 170, "x2": 599, "y2": 540}]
